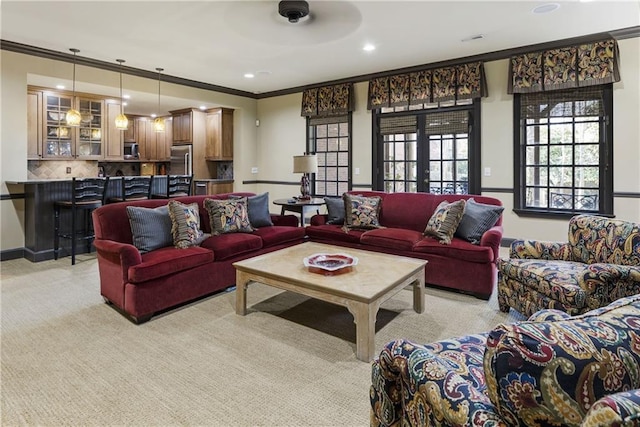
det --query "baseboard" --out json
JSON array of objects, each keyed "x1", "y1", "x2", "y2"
[{"x1": 0, "y1": 247, "x2": 25, "y2": 261}]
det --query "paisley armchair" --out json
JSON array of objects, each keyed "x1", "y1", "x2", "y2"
[
  {"x1": 497, "y1": 214, "x2": 640, "y2": 317},
  {"x1": 370, "y1": 295, "x2": 640, "y2": 427}
]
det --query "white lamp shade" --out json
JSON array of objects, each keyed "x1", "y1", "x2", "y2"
[{"x1": 293, "y1": 154, "x2": 317, "y2": 174}]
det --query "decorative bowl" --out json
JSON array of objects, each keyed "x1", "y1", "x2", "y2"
[{"x1": 303, "y1": 253, "x2": 358, "y2": 275}]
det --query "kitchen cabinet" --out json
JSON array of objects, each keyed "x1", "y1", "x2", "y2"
[
  {"x1": 205, "y1": 107, "x2": 234, "y2": 161},
  {"x1": 123, "y1": 116, "x2": 136, "y2": 142},
  {"x1": 171, "y1": 109, "x2": 193, "y2": 144},
  {"x1": 37, "y1": 90, "x2": 104, "y2": 159},
  {"x1": 104, "y1": 102, "x2": 123, "y2": 160},
  {"x1": 136, "y1": 117, "x2": 172, "y2": 162},
  {"x1": 27, "y1": 90, "x2": 42, "y2": 159},
  {"x1": 194, "y1": 180, "x2": 234, "y2": 195}
]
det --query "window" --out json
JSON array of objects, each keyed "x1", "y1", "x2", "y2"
[
  {"x1": 514, "y1": 85, "x2": 613, "y2": 216},
  {"x1": 374, "y1": 100, "x2": 480, "y2": 195},
  {"x1": 307, "y1": 115, "x2": 351, "y2": 196}
]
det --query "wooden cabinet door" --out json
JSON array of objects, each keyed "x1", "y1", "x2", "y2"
[
  {"x1": 76, "y1": 98, "x2": 104, "y2": 159},
  {"x1": 171, "y1": 110, "x2": 192, "y2": 143},
  {"x1": 123, "y1": 117, "x2": 136, "y2": 142},
  {"x1": 42, "y1": 92, "x2": 74, "y2": 158},
  {"x1": 104, "y1": 102, "x2": 123, "y2": 160},
  {"x1": 136, "y1": 118, "x2": 149, "y2": 160},
  {"x1": 144, "y1": 119, "x2": 158, "y2": 161},
  {"x1": 206, "y1": 107, "x2": 233, "y2": 160},
  {"x1": 27, "y1": 90, "x2": 42, "y2": 159},
  {"x1": 155, "y1": 117, "x2": 172, "y2": 161}
]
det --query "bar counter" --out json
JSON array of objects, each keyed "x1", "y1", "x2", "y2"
[{"x1": 5, "y1": 177, "x2": 233, "y2": 262}]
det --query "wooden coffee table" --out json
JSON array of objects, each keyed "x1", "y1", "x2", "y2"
[{"x1": 233, "y1": 242, "x2": 427, "y2": 362}]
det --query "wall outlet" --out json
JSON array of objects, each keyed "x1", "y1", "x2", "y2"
[
  {"x1": 66, "y1": 167, "x2": 71, "y2": 174},
  {"x1": 251, "y1": 167, "x2": 258, "y2": 174}
]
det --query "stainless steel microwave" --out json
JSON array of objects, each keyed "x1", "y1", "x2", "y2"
[{"x1": 123, "y1": 142, "x2": 139, "y2": 159}]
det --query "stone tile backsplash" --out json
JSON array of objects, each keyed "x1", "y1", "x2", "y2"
[{"x1": 28, "y1": 160, "x2": 98, "y2": 179}]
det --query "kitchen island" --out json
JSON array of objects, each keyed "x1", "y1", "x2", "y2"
[{"x1": 5, "y1": 177, "x2": 234, "y2": 262}]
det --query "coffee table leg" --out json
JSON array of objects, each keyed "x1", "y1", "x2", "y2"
[
  {"x1": 413, "y1": 273, "x2": 425, "y2": 314},
  {"x1": 235, "y1": 272, "x2": 249, "y2": 315},
  {"x1": 347, "y1": 301, "x2": 378, "y2": 362}
]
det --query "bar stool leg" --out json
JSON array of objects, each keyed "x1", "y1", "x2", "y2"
[
  {"x1": 71, "y1": 206, "x2": 76, "y2": 266},
  {"x1": 54, "y1": 205, "x2": 60, "y2": 260}
]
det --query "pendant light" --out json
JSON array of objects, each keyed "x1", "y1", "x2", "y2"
[
  {"x1": 153, "y1": 67, "x2": 165, "y2": 132},
  {"x1": 115, "y1": 59, "x2": 129, "y2": 130},
  {"x1": 65, "y1": 48, "x2": 82, "y2": 127}
]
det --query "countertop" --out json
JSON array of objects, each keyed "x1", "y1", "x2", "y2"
[{"x1": 7, "y1": 177, "x2": 234, "y2": 185}]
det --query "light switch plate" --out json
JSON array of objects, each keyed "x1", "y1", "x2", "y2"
[
  {"x1": 483, "y1": 167, "x2": 491, "y2": 177},
  {"x1": 251, "y1": 167, "x2": 258, "y2": 174}
]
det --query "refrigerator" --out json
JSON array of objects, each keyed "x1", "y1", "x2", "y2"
[{"x1": 170, "y1": 145, "x2": 193, "y2": 175}]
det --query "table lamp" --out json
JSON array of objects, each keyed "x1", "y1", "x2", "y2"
[{"x1": 293, "y1": 154, "x2": 317, "y2": 200}]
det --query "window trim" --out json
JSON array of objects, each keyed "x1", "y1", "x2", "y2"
[
  {"x1": 306, "y1": 114, "x2": 353, "y2": 197},
  {"x1": 372, "y1": 99, "x2": 482, "y2": 194},
  {"x1": 512, "y1": 84, "x2": 614, "y2": 218}
]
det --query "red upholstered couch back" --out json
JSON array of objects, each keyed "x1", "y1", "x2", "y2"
[
  {"x1": 347, "y1": 191, "x2": 503, "y2": 233},
  {"x1": 93, "y1": 193, "x2": 256, "y2": 245}
]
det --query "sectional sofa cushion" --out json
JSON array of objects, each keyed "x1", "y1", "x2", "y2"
[
  {"x1": 199, "y1": 233, "x2": 263, "y2": 260},
  {"x1": 128, "y1": 246, "x2": 214, "y2": 283},
  {"x1": 205, "y1": 197, "x2": 254, "y2": 235},
  {"x1": 412, "y1": 237, "x2": 495, "y2": 263},
  {"x1": 251, "y1": 226, "x2": 306, "y2": 248},
  {"x1": 455, "y1": 198, "x2": 505, "y2": 244},
  {"x1": 324, "y1": 196, "x2": 345, "y2": 225},
  {"x1": 126, "y1": 205, "x2": 173, "y2": 253},
  {"x1": 360, "y1": 228, "x2": 424, "y2": 251},
  {"x1": 305, "y1": 224, "x2": 366, "y2": 244},
  {"x1": 343, "y1": 194, "x2": 383, "y2": 231},
  {"x1": 424, "y1": 199, "x2": 466, "y2": 244},
  {"x1": 168, "y1": 201, "x2": 207, "y2": 249}
]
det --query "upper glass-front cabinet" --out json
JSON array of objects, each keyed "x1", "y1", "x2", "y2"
[{"x1": 42, "y1": 92, "x2": 103, "y2": 159}]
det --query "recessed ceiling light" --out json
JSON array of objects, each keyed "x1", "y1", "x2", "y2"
[
  {"x1": 363, "y1": 43, "x2": 376, "y2": 52},
  {"x1": 199, "y1": 105, "x2": 207, "y2": 110},
  {"x1": 151, "y1": 113, "x2": 157, "y2": 118},
  {"x1": 244, "y1": 73, "x2": 255, "y2": 79},
  {"x1": 123, "y1": 94, "x2": 131, "y2": 99},
  {"x1": 532, "y1": 3, "x2": 560, "y2": 14},
  {"x1": 56, "y1": 84, "x2": 65, "y2": 89},
  {"x1": 122, "y1": 102, "x2": 128, "y2": 107}
]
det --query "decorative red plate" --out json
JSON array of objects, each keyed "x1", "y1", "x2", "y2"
[{"x1": 303, "y1": 253, "x2": 358, "y2": 275}]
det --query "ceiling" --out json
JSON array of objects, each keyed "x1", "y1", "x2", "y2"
[{"x1": 2, "y1": 1, "x2": 639, "y2": 115}]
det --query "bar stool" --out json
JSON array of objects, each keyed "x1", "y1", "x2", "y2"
[
  {"x1": 107, "y1": 176, "x2": 152, "y2": 203},
  {"x1": 54, "y1": 177, "x2": 107, "y2": 265},
  {"x1": 151, "y1": 174, "x2": 193, "y2": 198}
]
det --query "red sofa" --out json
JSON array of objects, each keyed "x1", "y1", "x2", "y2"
[
  {"x1": 92, "y1": 193, "x2": 305, "y2": 323},
  {"x1": 306, "y1": 191, "x2": 503, "y2": 299}
]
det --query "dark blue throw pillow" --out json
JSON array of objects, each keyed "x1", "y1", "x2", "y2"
[
  {"x1": 231, "y1": 193, "x2": 273, "y2": 228},
  {"x1": 324, "y1": 197, "x2": 345, "y2": 225},
  {"x1": 455, "y1": 198, "x2": 504, "y2": 244},
  {"x1": 126, "y1": 205, "x2": 173, "y2": 253}
]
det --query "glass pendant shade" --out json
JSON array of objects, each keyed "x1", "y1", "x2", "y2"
[
  {"x1": 66, "y1": 109, "x2": 82, "y2": 126},
  {"x1": 153, "y1": 117, "x2": 166, "y2": 132},
  {"x1": 115, "y1": 113, "x2": 129, "y2": 130},
  {"x1": 66, "y1": 48, "x2": 81, "y2": 127}
]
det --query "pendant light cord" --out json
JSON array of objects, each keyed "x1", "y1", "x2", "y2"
[
  {"x1": 70, "y1": 48, "x2": 79, "y2": 98},
  {"x1": 117, "y1": 59, "x2": 125, "y2": 115},
  {"x1": 156, "y1": 68, "x2": 163, "y2": 114}
]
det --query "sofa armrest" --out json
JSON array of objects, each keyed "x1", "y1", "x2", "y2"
[
  {"x1": 509, "y1": 239, "x2": 572, "y2": 260},
  {"x1": 93, "y1": 239, "x2": 142, "y2": 282},
  {"x1": 578, "y1": 264, "x2": 640, "y2": 301},
  {"x1": 310, "y1": 214, "x2": 328, "y2": 226},
  {"x1": 371, "y1": 336, "x2": 500, "y2": 427},
  {"x1": 270, "y1": 214, "x2": 299, "y2": 227},
  {"x1": 480, "y1": 225, "x2": 503, "y2": 262},
  {"x1": 581, "y1": 389, "x2": 640, "y2": 427}
]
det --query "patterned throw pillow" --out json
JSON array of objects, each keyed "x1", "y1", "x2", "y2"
[
  {"x1": 230, "y1": 193, "x2": 273, "y2": 228},
  {"x1": 342, "y1": 194, "x2": 383, "y2": 231},
  {"x1": 424, "y1": 199, "x2": 466, "y2": 244},
  {"x1": 204, "y1": 197, "x2": 254, "y2": 235},
  {"x1": 126, "y1": 205, "x2": 173, "y2": 253},
  {"x1": 167, "y1": 200, "x2": 207, "y2": 249}
]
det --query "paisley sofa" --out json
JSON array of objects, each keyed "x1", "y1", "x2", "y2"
[
  {"x1": 497, "y1": 214, "x2": 640, "y2": 317},
  {"x1": 370, "y1": 294, "x2": 640, "y2": 427}
]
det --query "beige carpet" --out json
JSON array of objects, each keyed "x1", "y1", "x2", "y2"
[{"x1": 1, "y1": 254, "x2": 524, "y2": 426}]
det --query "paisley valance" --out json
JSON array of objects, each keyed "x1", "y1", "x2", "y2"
[
  {"x1": 367, "y1": 61, "x2": 487, "y2": 110},
  {"x1": 508, "y1": 39, "x2": 620, "y2": 94},
  {"x1": 301, "y1": 83, "x2": 354, "y2": 117}
]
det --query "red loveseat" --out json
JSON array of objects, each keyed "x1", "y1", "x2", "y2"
[
  {"x1": 92, "y1": 193, "x2": 305, "y2": 323},
  {"x1": 306, "y1": 191, "x2": 503, "y2": 299}
]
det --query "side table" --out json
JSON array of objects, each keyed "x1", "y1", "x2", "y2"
[{"x1": 273, "y1": 198, "x2": 325, "y2": 226}]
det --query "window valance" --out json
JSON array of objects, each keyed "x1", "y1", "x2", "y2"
[
  {"x1": 367, "y1": 61, "x2": 487, "y2": 110},
  {"x1": 508, "y1": 39, "x2": 620, "y2": 94},
  {"x1": 301, "y1": 83, "x2": 354, "y2": 117}
]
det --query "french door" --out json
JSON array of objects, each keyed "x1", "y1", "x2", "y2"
[{"x1": 375, "y1": 101, "x2": 480, "y2": 195}]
